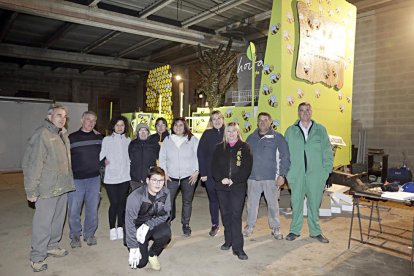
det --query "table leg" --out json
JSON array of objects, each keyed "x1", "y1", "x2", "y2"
[
  {"x1": 348, "y1": 197, "x2": 356, "y2": 249},
  {"x1": 356, "y1": 197, "x2": 364, "y2": 243},
  {"x1": 375, "y1": 201, "x2": 382, "y2": 233},
  {"x1": 367, "y1": 201, "x2": 374, "y2": 239}
]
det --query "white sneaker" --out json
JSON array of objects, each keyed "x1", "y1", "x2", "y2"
[
  {"x1": 109, "y1": 228, "x2": 117, "y2": 240},
  {"x1": 116, "y1": 227, "x2": 123, "y2": 240}
]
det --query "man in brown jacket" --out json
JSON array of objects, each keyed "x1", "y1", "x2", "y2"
[{"x1": 22, "y1": 104, "x2": 75, "y2": 272}]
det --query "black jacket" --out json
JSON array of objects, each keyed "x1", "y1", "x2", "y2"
[
  {"x1": 69, "y1": 129, "x2": 103, "y2": 179},
  {"x1": 150, "y1": 131, "x2": 169, "y2": 144},
  {"x1": 128, "y1": 137, "x2": 160, "y2": 183},
  {"x1": 197, "y1": 127, "x2": 224, "y2": 178},
  {"x1": 212, "y1": 140, "x2": 253, "y2": 191}
]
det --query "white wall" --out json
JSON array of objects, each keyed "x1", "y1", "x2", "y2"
[{"x1": 0, "y1": 100, "x2": 87, "y2": 171}]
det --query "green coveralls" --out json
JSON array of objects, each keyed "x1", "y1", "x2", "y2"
[{"x1": 285, "y1": 120, "x2": 333, "y2": 236}]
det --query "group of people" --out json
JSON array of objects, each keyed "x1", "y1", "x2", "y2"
[{"x1": 22, "y1": 101, "x2": 333, "y2": 272}]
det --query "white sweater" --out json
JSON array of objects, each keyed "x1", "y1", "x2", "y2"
[
  {"x1": 159, "y1": 135, "x2": 199, "y2": 179},
  {"x1": 100, "y1": 133, "x2": 131, "y2": 184}
]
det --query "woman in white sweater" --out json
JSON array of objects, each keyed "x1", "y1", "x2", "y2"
[
  {"x1": 100, "y1": 116, "x2": 131, "y2": 240},
  {"x1": 159, "y1": 117, "x2": 199, "y2": 237}
]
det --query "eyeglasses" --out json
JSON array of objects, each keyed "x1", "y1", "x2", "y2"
[{"x1": 150, "y1": 179, "x2": 165, "y2": 184}]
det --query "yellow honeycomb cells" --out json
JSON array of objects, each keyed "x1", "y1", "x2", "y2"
[{"x1": 146, "y1": 64, "x2": 174, "y2": 126}]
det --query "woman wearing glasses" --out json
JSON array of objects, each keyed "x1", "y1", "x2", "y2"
[
  {"x1": 158, "y1": 117, "x2": 199, "y2": 237},
  {"x1": 212, "y1": 122, "x2": 253, "y2": 260},
  {"x1": 129, "y1": 123, "x2": 159, "y2": 191}
]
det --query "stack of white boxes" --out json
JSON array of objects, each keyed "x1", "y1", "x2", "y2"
[
  {"x1": 326, "y1": 184, "x2": 353, "y2": 213},
  {"x1": 302, "y1": 184, "x2": 353, "y2": 217}
]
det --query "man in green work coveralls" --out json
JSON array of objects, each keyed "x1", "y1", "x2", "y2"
[{"x1": 284, "y1": 102, "x2": 333, "y2": 243}]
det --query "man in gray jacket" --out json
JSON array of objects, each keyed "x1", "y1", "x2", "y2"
[
  {"x1": 22, "y1": 104, "x2": 75, "y2": 272},
  {"x1": 243, "y1": 112, "x2": 290, "y2": 239}
]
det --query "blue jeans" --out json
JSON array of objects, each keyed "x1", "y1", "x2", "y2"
[{"x1": 67, "y1": 176, "x2": 101, "y2": 239}]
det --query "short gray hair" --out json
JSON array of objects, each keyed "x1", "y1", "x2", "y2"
[
  {"x1": 47, "y1": 104, "x2": 68, "y2": 115},
  {"x1": 82, "y1": 110, "x2": 97, "y2": 119}
]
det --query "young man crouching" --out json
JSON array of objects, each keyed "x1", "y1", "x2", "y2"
[{"x1": 126, "y1": 167, "x2": 171, "y2": 270}]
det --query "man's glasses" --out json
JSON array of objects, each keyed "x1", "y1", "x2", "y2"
[{"x1": 150, "y1": 179, "x2": 165, "y2": 184}]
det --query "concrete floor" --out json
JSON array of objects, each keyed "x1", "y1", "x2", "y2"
[{"x1": 0, "y1": 172, "x2": 412, "y2": 276}]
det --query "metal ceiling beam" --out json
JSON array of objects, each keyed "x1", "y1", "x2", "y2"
[
  {"x1": 145, "y1": 43, "x2": 194, "y2": 61},
  {"x1": 43, "y1": 22, "x2": 75, "y2": 48},
  {"x1": 139, "y1": 0, "x2": 175, "y2": 18},
  {"x1": 170, "y1": 52, "x2": 198, "y2": 65},
  {"x1": 89, "y1": 0, "x2": 102, "y2": 7},
  {"x1": 0, "y1": 11, "x2": 18, "y2": 42},
  {"x1": 243, "y1": 2, "x2": 268, "y2": 13},
  {"x1": 0, "y1": 43, "x2": 161, "y2": 71},
  {"x1": 116, "y1": 38, "x2": 158, "y2": 58},
  {"x1": 81, "y1": 30, "x2": 121, "y2": 53},
  {"x1": 0, "y1": 0, "x2": 245, "y2": 49},
  {"x1": 215, "y1": 10, "x2": 271, "y2": 34},
  {"x1": 182, "y1": 0, "x2": 250, "y2": 28}
]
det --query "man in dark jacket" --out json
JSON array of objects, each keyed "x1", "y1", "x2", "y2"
[
  {"x1": 67, "y1": 111, "x2": 103, "y2": 248},
  {"x1": 243, "y1": 112, "x2": 290, "y2": 240},
  {"x1": 126, "y1": 167, "x2": 171, "y2": 271},
  {"x1": 129, "y1": 123, "x2": 160, "y2": 191}
]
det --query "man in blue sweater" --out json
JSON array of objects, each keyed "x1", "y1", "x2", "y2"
[
  {"x1": 67, "y1": 111, "x2": 103, "y2": 248},
  {"x1": 243, "y1": 112, "x2": 290, "y2": 239}
]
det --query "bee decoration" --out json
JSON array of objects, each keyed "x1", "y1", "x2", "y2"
[
  {"x1": 268, "y1": 95, "x2": 278, "y2": 108},
  {"x1": 332, "y1": 68, "x2": 337, "y2": 78},
  {"x1": 283, "y1": 30, "x2": 290, "y2": 41},
  {"x1": 241, "y1": 111, "x2": 251, "y2": 121},
  {"x1": 243, "y1": 121, "x2": 251, "y2": 133},
  {"x1": 304, "y1": 63, "x2": 311, "y2": 75},
  {"x1": 338, "y1": 90, "x2": 343, "y2": 100},
  {"x1": 262, "y1": 84, "x2": 272, "y2": 95},
  {"x1": 346, "y1": 96, "x2": 352, "y2": 103},
  {"x1": 297, "y1": 88, "x2": 304, "y2": 98},
  {"x1": 270, "y1": 73, "x2": 281, "y2": 84},
  {"x1": 287, "y1": 44, "x2": 294, "y2": 55},
  {"x1": 270, "y1": 23, "x2": 281, "y2": 35},
  {"x1": 287, "y1": 12, "x2": 294, "y2": 23},
  {"x1": 225, "y1": 108, "x2": 233, "y2": 118},
  {"x1": 271, "y1": 119, "x2": 280, "y2": 131},
  {"x1": 315, "y1": 88, "x2": 321, "y2": 98},
  {"x1": 287, "y1": 96, "x2": 295, "y2": 106},
  {"x1": 339, "y1": 104, "x2": 345, "y2": 113},
  {"x1": 263, "y1": 64, "x2": 274, "y2": 75},
  {"x1": 323, "y1": 69, "x2": 330, "y2": 80}
]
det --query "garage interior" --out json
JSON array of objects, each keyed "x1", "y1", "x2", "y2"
[{"x1": 0, "y1": 0, "x2": 413, "y2": 275}]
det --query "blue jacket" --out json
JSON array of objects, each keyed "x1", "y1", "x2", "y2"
[{"x1": 246, "y1": 128, "x2": 290, "y2": 181}]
